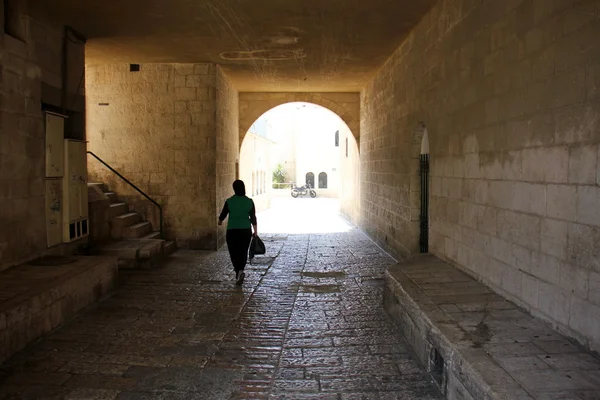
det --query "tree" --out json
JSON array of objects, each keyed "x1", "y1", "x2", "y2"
[{"x1": 272, "y1": 164, "x2": 286, "y2": 188}]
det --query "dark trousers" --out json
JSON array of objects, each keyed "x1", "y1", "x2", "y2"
[{"x1": 226, "y1": 228, "x2": 253, "y2": 273}]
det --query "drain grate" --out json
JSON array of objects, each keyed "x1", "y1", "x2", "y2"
[
  {"x1": 302, "y1": 271, "x2": 345, "y2": 278},
  {"x1": 301, "y1": 284, "x2": 341, "y2": 293}
]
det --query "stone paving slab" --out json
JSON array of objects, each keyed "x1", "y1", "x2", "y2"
[
  {"x1": 0, "y1": 231, "x2": 441, "y2": 399},
  {"x1": 384, "y1": 254, "x2": 600, "y2": 400}
]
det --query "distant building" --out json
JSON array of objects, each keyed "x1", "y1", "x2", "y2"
[
  {"x1": 239, "y1": 130, "x2": 275, "y2": 212},
  {"x1": 240, "y1": 102, "x2": 354, "y2": 202}
]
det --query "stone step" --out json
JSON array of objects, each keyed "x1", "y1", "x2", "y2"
[
  {"x1": 141, "y1": 231, "x2": 161, "y2": 240},
  {"x1": 100, "y1": 242, "x2": 138, "y2": 260},
  {"x1": 88, "y1": 182, "x2": 108, "y2": 192},
  {"x1": 97, "y1": 240, "x2": 163, "y2": 269},
  {"x1": 122, "y1": 222, "x2": 152, "y2": 238},
  {"x1": 110, "y1": 212, "x2": 142, "y2": 239},
  {"x1": 118, "y1": 259, "x2": 137, "y2": 269},
  {"x1": 109, "y1": 202, "x2": 128, "y2": 219},
  {"x1": 138, "y1": 240, "x2": 164, "y2": 259},
  {"x1": 0, "y1": 256, "x2": 118, "y2": 363},
  {"x1": 164, "y1": 241, "x2": 176, "y2": 256},
  {"x1": 112, "y1": 212, "x2": 142, "y2": 228},
  {"x1": 105, "y1": 192, "x2": 118, "y2": 204},
  {"x1": 383, "y1": 255, "x2": 600, "y2": 399}
]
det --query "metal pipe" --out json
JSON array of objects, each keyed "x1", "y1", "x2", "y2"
[{"x1": 419, "y1": 154, "x2": 429, "y2": 253}]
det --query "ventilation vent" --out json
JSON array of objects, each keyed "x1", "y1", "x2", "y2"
[
  {"x1": 130, "y1": 64, "x2": 140, "y2": 72},
  {"x1": 68, "y1": 219, "x2": 89, "y2": 242},
  {"x1": 429, "y1": 346, "x2": 447, "y2": 394}
]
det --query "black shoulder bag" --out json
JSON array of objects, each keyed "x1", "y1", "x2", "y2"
[{"x1": 249, "y1": 235, "x2": 266, "y2": 264}]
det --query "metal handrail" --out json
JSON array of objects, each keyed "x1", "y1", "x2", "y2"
[{"x1": 87, "y1": 151, "x2": 163, "y2": 239}]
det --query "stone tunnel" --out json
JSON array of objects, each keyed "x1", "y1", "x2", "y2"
[{"x1": 1, "y1": 0, "x2": 600, "y2": 398}]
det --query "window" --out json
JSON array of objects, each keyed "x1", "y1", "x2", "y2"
[
  {"x1": 318, "y1": 172, "x2": 328, "y2": 189},
  {"x1": 260, "y1": 171, "x2": 264, "y2": 194},
  {"x1": 345, "y1": 137, "x2": 348, "y2": 157},
  {"x1": 305, "y1": 172, "x2": 314, "y2": 188},
  {"x1": 4, "y1": 0, "x2": 26, "y2": 41},
  {"x1": 335, "y1": 130, "x2": 339, "y2": 147},
  {"x1": 256, "y1": 172, "x2": 260, "y2": 195},
  {"x1": 130, "y1": 64, "x2": 140, "y2": 72}
]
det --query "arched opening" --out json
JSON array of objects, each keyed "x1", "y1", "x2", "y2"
[
  {"x1": 306, "y1": 172, "x2": 315, "y2": 188},
  {"x1": 239, "y1": 101, "x2": 360, "y2": 233},
  {"x1": 318, "y1": 172, "x2": 328, "y2": 189}
]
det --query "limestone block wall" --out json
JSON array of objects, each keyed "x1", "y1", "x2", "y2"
[
  {"x1": 339, "y1": 124, "x2": 360, "y2": 226},
  {"x1": 360, "y1": 88, "x2": 422, "y2": 258},
  {"x1": 239, "y1": 92, "x2": 360, "y2": 146},
  {"x1": 216, "y1": 66, "x2": 240, "y2": 248},
  {"x1": 0, "y1": 4, "x2": 85, "y2": 271},
  {"x1": 86, "y1": 63, "x2": 218, "y2": 248},
  {"x1": 361, "y1": 0, "x2": 600, "y2": 351}
]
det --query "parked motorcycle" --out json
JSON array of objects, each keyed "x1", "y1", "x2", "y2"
[{"x1": 291, "y1": 183, "x2": 317, "y2": 198}]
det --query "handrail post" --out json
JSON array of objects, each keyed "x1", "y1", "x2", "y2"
[
  {"x1": 159, "y1": 212, "x2": 163, "y2": 243},
  {"x1": 86, "y1": 151, "x2": 163, "y2": 239}
]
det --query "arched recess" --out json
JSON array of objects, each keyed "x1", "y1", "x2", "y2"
[
  {"x1": 318, "y1": 172, "x2": 328, "y2": 189},
  {"x1": 239, "y1": 92, "x2": 360, "y2": 149},
  {"x1": 306, "y1": 172, "x2": 315, "y2": 187}
]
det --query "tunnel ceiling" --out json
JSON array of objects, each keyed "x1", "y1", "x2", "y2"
[{"x1": 32, "y1": 0, "x2": 437, "y2": 92}]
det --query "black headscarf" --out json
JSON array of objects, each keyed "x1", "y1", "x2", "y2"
[{"x1": 233, "y1": 180, "x2": 246, "y2": 196}]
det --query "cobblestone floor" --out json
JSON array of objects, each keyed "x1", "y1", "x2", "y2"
[{"x1": 0, "y1": 201, "x2": 441, "y2": 399}]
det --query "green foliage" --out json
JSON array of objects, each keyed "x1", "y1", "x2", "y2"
[{"x1": 272, "y1": 164, "x2": 286, "y2": 186}]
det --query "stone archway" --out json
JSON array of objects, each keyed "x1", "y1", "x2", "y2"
[{"x1": 239, "y1": 92, "x2": 360, "y2": 147}]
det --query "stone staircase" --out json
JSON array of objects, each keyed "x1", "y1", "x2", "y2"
[{"x1": 89, "y1": 183, "x2": 176, "y2": 268}]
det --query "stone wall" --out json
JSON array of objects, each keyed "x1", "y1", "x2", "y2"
[
  {"x1": 86, "y1": 63, "x2": 218, "y2": 248},
  {"x1": 239, "y1": 92, "x2": 360, "y2": 146},
  {"x1": 339, "y1": 124, "x2": 360, "y2": 226},
  {"x1": 216, "y1": 66, "x2": 240, "y2": 248},
  {"x1": 0, "y1": 3, "x2": 85, "y2": 271},
  {"x1": 361, "y1": 0, "x2": 600, "y2": 351}
]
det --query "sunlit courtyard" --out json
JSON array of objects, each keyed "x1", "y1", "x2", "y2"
[{"x1": 257, "y1": 197, "x2": 355, "y2": 234}]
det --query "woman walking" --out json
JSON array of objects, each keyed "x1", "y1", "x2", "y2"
[{"x1": 218, "y1": 180, "x2": 257, "y2": 285}]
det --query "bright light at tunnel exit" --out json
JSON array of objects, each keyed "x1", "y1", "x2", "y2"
[
  {"x1": 257, "y1": 198, "x2": 354, "y2": 234},
  {"x1": 240, "y1": 102, "x2": 358, "y2": 234}
]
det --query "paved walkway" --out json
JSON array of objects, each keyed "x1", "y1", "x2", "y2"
[{"x1": 0, "y1": 199, "x2": 441, "y2": 399}]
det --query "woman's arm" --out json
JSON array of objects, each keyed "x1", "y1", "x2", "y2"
[
  {"x1": 218, "y1": 201, "x2": 229, "y2": 225},
  {"x1": 250, "y1": 201, "x2": 257, "y2": 236}
]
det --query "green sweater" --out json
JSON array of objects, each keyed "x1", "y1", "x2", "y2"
[{"x1": 219, "y1": 195, "x2": 257, "y2": 230}]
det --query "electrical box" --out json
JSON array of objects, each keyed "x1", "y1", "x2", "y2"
[
  {"x1": 62, "y1": 139, "x2": 89, "y2": 242},
  {"x1": 45, "y1": 113, "x2": 65, "y2": 178},
  {"x1": 45, "y1": 178, "x2": 63, "y2": 247}
]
